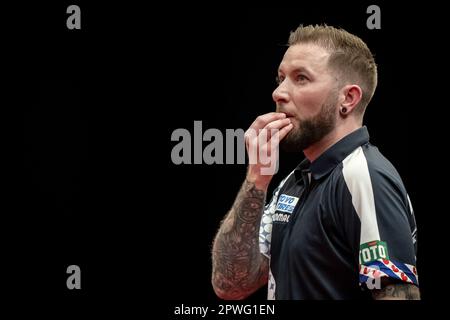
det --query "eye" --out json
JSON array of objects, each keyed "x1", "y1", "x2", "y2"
[
  {"x1": 276, "y1": 75, "x2": 285, "y2": 85},
  {"x1": 296, "y1": 74, "x2": 308, "y2": 83}
]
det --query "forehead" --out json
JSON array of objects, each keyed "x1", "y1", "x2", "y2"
[{"x1": 278, "y1": 43, "x2": 331, "y2": 74}]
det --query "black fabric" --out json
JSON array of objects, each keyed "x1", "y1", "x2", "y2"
[{"x1": 262, "y1": 127, "x2": 418, "y2": 299}]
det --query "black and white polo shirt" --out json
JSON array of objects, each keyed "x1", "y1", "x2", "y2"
[{"x1": 259, "y1": 126, "x2": 418, "y2": 299}]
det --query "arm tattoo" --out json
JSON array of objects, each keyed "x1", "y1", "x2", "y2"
[
  {"x1": 372, "y1": 283, "x2": 421, "y2": 300},
  {"x1": 211, "y1": 179, "x2": 269, "y2": 300}
]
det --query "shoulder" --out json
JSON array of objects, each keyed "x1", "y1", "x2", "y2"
[{"x1": 340, "y1": 143, "x2": 407, "y2": 195}]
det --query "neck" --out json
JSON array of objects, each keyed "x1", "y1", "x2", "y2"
[{"x1": 303, "y1": 123, "x2": 361, "y2": 162}]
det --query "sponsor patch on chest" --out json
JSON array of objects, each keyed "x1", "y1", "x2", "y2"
[
  {"x1": 275, "y1": 194, "x2": 299, "y2": 214},
  {"x1": 272, "y1": 194, "x2": 299, "y2": 223}
]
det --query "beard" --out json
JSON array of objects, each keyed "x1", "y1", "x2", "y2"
[{"x1": 280, "y1": 92, "x2": 338, "y2": 152}]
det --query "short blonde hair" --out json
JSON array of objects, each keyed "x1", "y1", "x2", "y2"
[{"x1": 288, "y1": 24, "x2": 378, "y2": 116}]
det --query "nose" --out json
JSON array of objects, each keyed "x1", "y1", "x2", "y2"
[{"x1": 272, "y1": 83, "x2": 289, "y2": 104}]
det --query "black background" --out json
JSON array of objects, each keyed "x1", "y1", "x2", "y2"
[{"x1": 17, "y1": 0, "x2": 447, "y2": 317}]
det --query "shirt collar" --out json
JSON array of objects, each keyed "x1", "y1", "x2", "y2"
[{"x1": 294, "y1": 126, "x2": 370, "y2": 180}]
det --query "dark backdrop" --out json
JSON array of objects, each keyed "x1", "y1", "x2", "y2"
[{"x1": 19, "y1": 1, "x2": 446, "y2": 316}]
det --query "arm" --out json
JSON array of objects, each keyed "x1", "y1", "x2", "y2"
[
  {"x1": 211, "y1": 112, "x2": 293, "y2": 300},
  {"x1": 372, "y1": 280, "x2": 421, "y2": 300},
  {"x1": 211, "y1": 179, "x2": 269, "y2": 300}
]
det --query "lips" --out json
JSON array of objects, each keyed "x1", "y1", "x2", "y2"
[{"x1": 278, "y1": 109, "x2": 295, "y2": 119}]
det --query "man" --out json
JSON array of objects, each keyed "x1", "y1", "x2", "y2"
[{"x1": 211, "y1": 25, "x2": 419, "y2": 300}]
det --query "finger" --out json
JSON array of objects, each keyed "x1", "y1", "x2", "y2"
[
  {"x1": 247, "y1": 119, "x2": 292, "y2": 159},
  {"x1": 246, "y1": 115, "x2": 288, "y2": 144},
  {"x1": 260, "y1": 118, "x2": 291, "y2": 140},
  {"x1": 265, "y1": 123, "x2": 293, "y2": 151},
  {"x1": 263, "y1": 118, "x2": 291, "y2": 131},
  {"x1": 249, "y1": 112, "x2": 286, "y2": 131},
  {"x1": 257, "y1": 122, "x2": 292, "y2": 156},
  {"x1": 275, "y1": 123, "x2": 293, "y2": 142}
]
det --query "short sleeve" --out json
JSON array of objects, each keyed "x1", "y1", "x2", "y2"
[{"x1": 341, "y1": 147, "x2": 419, "y2": 290}]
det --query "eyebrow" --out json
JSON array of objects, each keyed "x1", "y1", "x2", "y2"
[{"x1": 278, "y1": 66, "x2": 313, "y2": 75}]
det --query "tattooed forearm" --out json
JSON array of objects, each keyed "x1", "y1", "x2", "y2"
[
  {"x1": 372, "y1": 283, "x2": 421, "y2": 300},
  {"x1": 211, "y1": 179, "x2": 269, "y2": 300}
]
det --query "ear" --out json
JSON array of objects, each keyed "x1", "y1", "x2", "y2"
[{"x1": 340, "y1": 85, "x2": 362, "y2": 114}]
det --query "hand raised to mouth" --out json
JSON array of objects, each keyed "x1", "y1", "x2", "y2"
[{"x1": 245, "y1": 112, "x2": 293, "y2": 189}]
